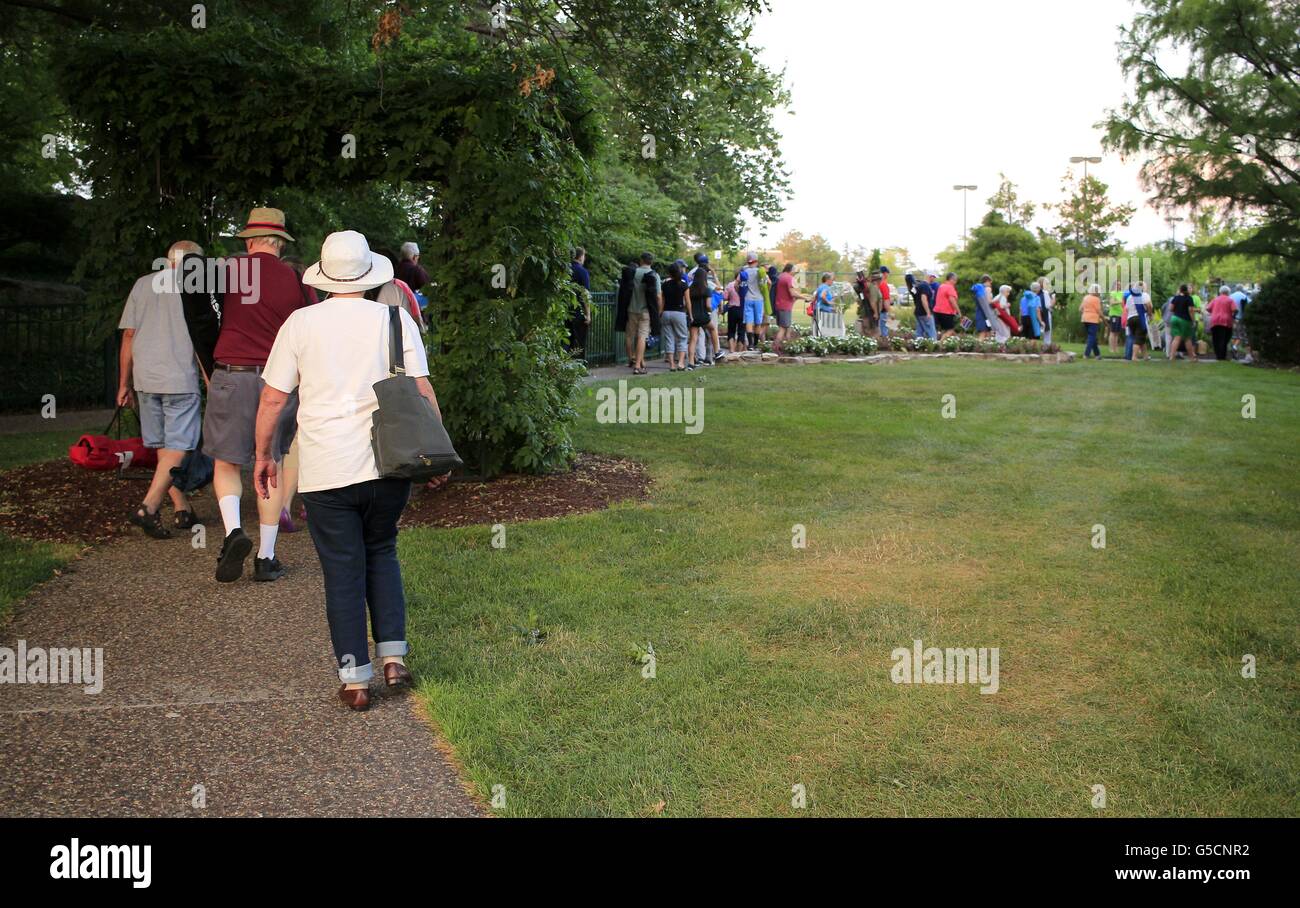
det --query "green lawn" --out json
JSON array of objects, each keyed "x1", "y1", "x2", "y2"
[{"x1": 401, "y1": 357, "x2": 1300, "y2": 817}]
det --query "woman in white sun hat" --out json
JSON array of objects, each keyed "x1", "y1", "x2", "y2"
[{"x1": 253, "y1": 230, "x2": 450, "y2": 712}]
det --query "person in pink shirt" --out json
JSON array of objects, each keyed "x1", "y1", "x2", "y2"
[
  {"x1": 933, "y1": 272, "x2": 961, "y2": 339},
  {"x1": 1206, "y1": 285, "x2": 1239, "y2": 361}
]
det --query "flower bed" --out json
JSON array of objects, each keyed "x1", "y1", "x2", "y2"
[{"x1": 779, "y1": 331, "x2": 1062, "y2": 357}]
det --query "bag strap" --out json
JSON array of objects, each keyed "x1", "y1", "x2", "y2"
[
  {"x1": 104, "y1": 405, "x2": 126, "y2": 437},
  {"x1": 387, "y1": 305, "x2": 405, "y2": 375}
]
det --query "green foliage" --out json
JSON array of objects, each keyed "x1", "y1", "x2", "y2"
[
  {"x1": 1244, "y1": 267, "x2": 1300, "y2": 366},
  {"x1": 774, "y1": 230, "x2": 851, "y2": 275},
  {"x1": 1050, "y1": 170, "x2": 1135, "y2": 256},
  {"x1": 576, "y1": 151, "x2": 683, "y2": 287},
  {"x1": 1103, "y1": 0, "x2": 1300, "y2": 261},
  {"x1": 55, "y1": 17, "x2": 597, "y2": 476},
  {"x1": 986, "y1": 173, "x2": 1036, "y2": 227},
  {"x1": 946, "y1": 212, "x2": 1047, "y2": 297}
]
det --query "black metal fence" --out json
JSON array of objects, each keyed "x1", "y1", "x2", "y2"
[
  {"x1": 583, "y1": 290, "x2": 661, "y2": 365},
  {"x1": 2, "y1": 303, "x2": 116, "y2": 413}
]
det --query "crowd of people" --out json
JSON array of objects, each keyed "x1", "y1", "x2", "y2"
[
  {"x1": 586, "y1": 251, "x2": 1256, "y2": 367},
  {"x1": 1078, "y1": 279, "x2": 1252, "y2": 362},
  {"x1": 116, "y1": 207, "x2": 442, "y2": 710},
  {"x1": 607, "y1": 251, "x2": 809, "y2": 372}
]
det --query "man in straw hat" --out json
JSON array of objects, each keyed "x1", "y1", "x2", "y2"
[
  {"x1": 205, "y1": 206, "x2": 318, "y2": 584},
  {"x1": 254, "y1": 230, "x2": 448, "y2": 711}
]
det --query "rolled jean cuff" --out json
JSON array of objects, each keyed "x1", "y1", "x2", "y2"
[
  {"x1": 376, "y1": 640, "x2": 409, "y2": 658},
  {"x1": 338, "y1": 660, "x2": 373, "y2": 684}
]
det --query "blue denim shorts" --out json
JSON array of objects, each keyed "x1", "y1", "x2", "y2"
[{"x1": 137, "y1": 391, "x2": 201, "y2": 451}]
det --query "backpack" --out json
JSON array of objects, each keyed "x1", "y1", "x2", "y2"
[{"x1": 736, "y1": 268, "x2": 751, "y2": 303}]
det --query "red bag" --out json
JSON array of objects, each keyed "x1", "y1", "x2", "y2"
[{"x1": 69, "y1": 407, "x2": 158, "y2": 471}]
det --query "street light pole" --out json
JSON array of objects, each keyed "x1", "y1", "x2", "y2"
[
  {"x1": 953, "y1": 184, "x2": 977, "y2": 251},
  {"x1": 1166, "y1": 216, "x2": 1185, "y2": 249},
  {"x1": 1069, "y1": 155, "x2": 1102, "y2": 252}
]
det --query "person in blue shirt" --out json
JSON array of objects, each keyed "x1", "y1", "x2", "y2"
[
  {"x1": 971, "y1": 275, "x2": 995, "y2": 340},
  {"x1": 1019, "y1": 282, "x2": 1043, "y2": 339},
  {"x1": 812, "y1": 272, "x2": 836, "y2": 335},
  {"x1": 567, "y1": 247, "x2": 591, "y2": 354},
  {"x1": 738, "y1": 254, "x2": 764, "y2": 350}
]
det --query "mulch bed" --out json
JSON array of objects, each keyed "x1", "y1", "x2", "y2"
[
  {"x1": 0, "y1": 461, "x2": 165, "y2": 544},
  {"x1": 401, "y1": 453, "x2": 650, "y2": 528},
  {"x1": 0, "y1": 454, "x2": 650, "y2": 544}
]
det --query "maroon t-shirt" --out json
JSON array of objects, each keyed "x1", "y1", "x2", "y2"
[
  {"x1": 213, "y1": 252, "x2": 318, "y2": 366},
  {"x1": 395, "y1": 259, "x2": 429, "y2": 290}
]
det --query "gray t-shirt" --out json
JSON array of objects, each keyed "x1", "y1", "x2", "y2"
[
  {"x1": 630, "y1": 265, "x2": 660, "y2": 314},
  {"x1": 118, "y1": 272, "x2": 200, "y2": 394}
]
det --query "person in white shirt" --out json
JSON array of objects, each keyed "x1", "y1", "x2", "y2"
[
  {"x1": 253, "y1": 231, "x2": 449, "y2": 712},
  {"x1": 1039, "y1": 279, "x2": 1056, "y2": 346},
  {"x1": 991, "y1": 285, "x2": 1013, "y2": 342}
]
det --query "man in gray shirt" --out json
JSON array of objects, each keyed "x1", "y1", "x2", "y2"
[
  {"x1": 117, "y1": 240, "x2": 204, "y2": 538},
  {"x1": 627, "y1": 252, "x2": 659, "y2": 374}
]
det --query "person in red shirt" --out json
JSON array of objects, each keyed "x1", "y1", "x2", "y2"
[
  {"x1": 878, "y1": 266, "x2": 893, "y2": 339},
  {"x1": 204, "y1": 207, "x2": 318, "y2": 584},
  {"x1": 933, "y1": 272, "x2": 961, "y2": 339},
  {"x1": 772, "y1": 263, "x2": 804, "y2": 352}
]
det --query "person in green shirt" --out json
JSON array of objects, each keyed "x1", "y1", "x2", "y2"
[{"x1": 1106, "y1": 280, "x2": 1125, "y2": 355}]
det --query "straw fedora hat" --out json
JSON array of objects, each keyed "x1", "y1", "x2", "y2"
[
  {"x1": 302, "y1": 230, "x2": 394, "y2": 294},
  {"x1": 234, "y1": 207, "x2": 295, "y2": 242}
]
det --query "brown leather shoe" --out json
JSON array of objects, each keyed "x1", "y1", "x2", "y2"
[
  {"x1": 383, "y1": 661, "x2": 412, "y2": 688},
  {"x1": 338, "y1": 685, "x2": 370, "y2": 711}
]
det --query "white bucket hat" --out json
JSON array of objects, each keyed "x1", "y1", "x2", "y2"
[{"x1": 303, "y1": 230, "x2": 394, "y2": 293}]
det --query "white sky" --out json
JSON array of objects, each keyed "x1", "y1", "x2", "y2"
[{"x1": 746, "y1": 0, "x2": 1177, "y2": 266}]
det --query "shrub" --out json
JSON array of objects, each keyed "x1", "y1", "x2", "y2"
[{"x1": 1244, "y1": 268, "x2": 1300, "y2": 366}]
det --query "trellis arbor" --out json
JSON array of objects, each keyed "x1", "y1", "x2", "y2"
[{"x1": 58, "y1": 24, "x2": 600, "y2": 475}]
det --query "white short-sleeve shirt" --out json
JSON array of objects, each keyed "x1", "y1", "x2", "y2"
[{"x1": 263, "y1": 297, "x2": 430, "y2": 493}]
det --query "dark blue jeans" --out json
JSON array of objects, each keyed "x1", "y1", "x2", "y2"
[
  {"x1": 1084, "y1": 323, "x2": 1100, "y2": 358},
  {"x1": 303, "y1": 477, "x2": 412, "y2": 683}
]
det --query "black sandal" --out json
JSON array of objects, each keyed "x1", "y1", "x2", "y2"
[
  {"x1": 129, "y1": 505, "x2": 172, "y2": 539},
  {"x1": 174, "y1": 509, "x2": 198, "y2": 530}
]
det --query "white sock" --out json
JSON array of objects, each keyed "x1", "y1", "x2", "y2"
[
  {"x1": 219, "y1": 495, "x2": 241, "y2": 537},
  {"x1": 258, "y1": 524, "x2": 278, "y2": 560}
]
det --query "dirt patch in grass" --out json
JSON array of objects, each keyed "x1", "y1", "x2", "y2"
[
  {"x1": 0, "y1": 453, "x2": 650, "y2": 543},
  {"x1": 402, "y1": 453, "x2": 650, "y2": 529}
]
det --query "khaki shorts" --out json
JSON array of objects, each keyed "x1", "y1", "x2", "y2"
[
  {"x1": 629, "y1": 309, "x2": 651, "y2": 341},
  {"x1": 203, "y1": 367, "x2": 295, "y2": 465}
]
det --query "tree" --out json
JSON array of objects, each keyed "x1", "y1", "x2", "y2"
[
  {"x1": 1051, "y1": 169, "x2": 1135, "y2": 256},
  {"x1": 447, "y1": 0, "x2": 792, "y2": 246},
  {"x1": 1244, "y1": 266, "x2": 1300, "y2": 365},
  {"x1": 878, "y1": 247, "x2": 915, "y2": 275},
  {"x1": 945, "y1": 212, "x2": 1047, "y2": 296},
  {"x1": 8, "y1": 0, "x2": 796, "y2": 476},
  {"x1": 774, "y1": 231, "x2": 848, "y2": 275},
  {"x1": 1102, "y1": 0, "x2": 1300, "y2": 261},
  {"x1": 986, "y1": 173, "x2": 1036, "y2": 227},
  {"x1": 576, "y1": 152, "x2": 682, "y2": 288}
]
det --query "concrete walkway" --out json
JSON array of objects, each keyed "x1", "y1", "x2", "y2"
[{"x1": 0, "y1": 519, "x2": 482, "y2": 817}]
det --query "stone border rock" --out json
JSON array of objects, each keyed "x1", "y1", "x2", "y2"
[{"x1": 717, "y1": 350, "x2": 1076, "y2": 366}]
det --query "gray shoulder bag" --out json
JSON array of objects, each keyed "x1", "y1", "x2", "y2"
[{"x1": 371, "y1": 305, "x2": 463, "y2": 481}]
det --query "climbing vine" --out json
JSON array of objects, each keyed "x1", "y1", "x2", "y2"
[{"x1": 57, "y1": 17, "x2": 599, "y2": 475}]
